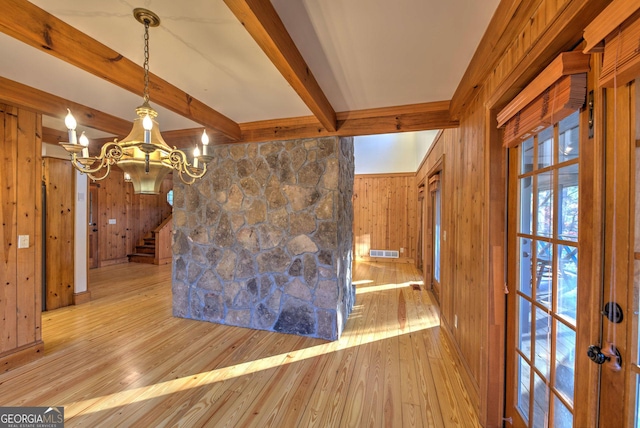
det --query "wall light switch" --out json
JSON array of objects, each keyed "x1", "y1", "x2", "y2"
[
  {"x1": 108, "y1": 219, "x2": 117, "y2": 225},
  {"x1": 18, "y1": 235, "x2": 29, "y2": 249}
]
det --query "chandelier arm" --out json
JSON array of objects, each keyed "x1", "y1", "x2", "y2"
[
  {"x1": 70, "y1": 142, "x2": 123, "y2": 175},
  {"x1": 84, "y1": 163, "x2": 114, "y2": 182},
  {"x1": 167, "y1": 149, "x2": 207, "y2": 180},
  {"x1": 177, "y1": 171, "x2": 198, "y2": 185}
]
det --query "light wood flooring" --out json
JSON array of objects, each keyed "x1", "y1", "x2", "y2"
[{"x1": 0, "y1": 261, "x2": 480, "y2": 427}]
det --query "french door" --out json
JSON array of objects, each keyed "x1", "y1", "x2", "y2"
[
  {"x1": 429, "y1": 173, "x2": 441, "y2": 302},
  {"x1": 505, "y1": 110, "x2": 598, "y2": 427}
]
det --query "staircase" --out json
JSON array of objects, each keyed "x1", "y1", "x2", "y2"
[
  {"x1": 128, "y1": 214, "x2": 173, "y2": 265},
  {"x1": 129, "y1": 234, "x2": 158, "y2": 264}
]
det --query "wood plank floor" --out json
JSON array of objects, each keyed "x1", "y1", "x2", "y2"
[{"x1": 0, "y1": 261, "x2": 480, "y2": 427}]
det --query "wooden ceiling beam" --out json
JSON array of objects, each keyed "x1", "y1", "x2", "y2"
[
  {"x1": 9, "y1": 74, "x2": 455, "y2": 149},
  {"x1": 223, "y1": 0, "x2": 337, "y2": 132},
  {"x1": 42, "y1": 127, "x2": 68, "y2": 144},
  {"x1": 161, "y1": 101, "x2": 458, "y2": 146},
  {"x1": 0, "y1": 0, "x2": 242, "y2": 141},
  {"x1": 0, "y1": 76, "x2": 131, "y2": 137}
]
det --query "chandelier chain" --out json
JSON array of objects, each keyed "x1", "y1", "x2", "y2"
[{"x1": 143, "y1": 19, "x2": 150, "y2": 104}]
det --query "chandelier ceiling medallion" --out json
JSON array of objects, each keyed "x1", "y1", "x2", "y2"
[{"x1": 60, "y1": 8, "x2": 212, "y2": 195}]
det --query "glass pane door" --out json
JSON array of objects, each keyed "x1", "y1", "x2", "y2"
[
  {"x1": 513, "y1": 111, "x2": 580, "y2": 427},
  {"x1": 431, "y1": 184, "x2": 441, "y2": 301}
]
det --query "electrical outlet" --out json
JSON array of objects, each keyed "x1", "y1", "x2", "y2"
[
  {"x1": 400, "y1": 247, "x2": 404, "y2": 253},
  {"x1": 18, "y1": 235, "x2": 29, "y2": 249},
  {"x1": 454, "y1": 314, "x2": 458, "y2": 328},
  {"x1": 108, "y1": 218, "x2": 117, "y2": 225}
]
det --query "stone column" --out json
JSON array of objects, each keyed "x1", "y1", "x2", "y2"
[{"x1": 172, "y1": 137, "x2": 354, "y2": 340}]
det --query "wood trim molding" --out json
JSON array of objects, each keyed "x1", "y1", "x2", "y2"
[
  {"x1": 0, "y1": 0, "x2": 241, "y2": 140},
  {"x1": 99, "y1": 258, "x2": 129, "y2": 267},
  {"x1": 486, "y1": 0, "x2": 611, "y2": 113},
  {"x1": 355, "y1": 172, "x2": 416, "y2": 178},
  {"x1": 73, "y1": 291, "x2": 92, "y2": 305},
  {"x1": 223, "y1": 0, "x2": 337, "y2": 132},
  {"x1": 354, "y1": 255, "x2": 415, "y2": 264},
  {"x1": 583, "y1": 0, "x2": 640, "y2": 53},
  {"x1": 496, "y1": 52, "x2": 590, "y2": 128},
  {"x1": 0, "y1": 341, "x2": 44, "y2": 373}
]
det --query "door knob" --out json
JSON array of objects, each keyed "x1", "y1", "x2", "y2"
[
  {"x1": 587, "y1": 343, "x2": 621, "y2": 370},
  {"x1": 587, "y1": 345, "x2": 608, "y2": 364}
]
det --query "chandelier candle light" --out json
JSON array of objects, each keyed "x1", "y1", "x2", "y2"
[{"x1": 59, "y1": 8, "x2": 213, "y2": 195}]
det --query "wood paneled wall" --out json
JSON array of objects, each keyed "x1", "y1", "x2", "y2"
[
  {"x1": 415, "y1": 1, "x2": 619, "y2": 426},
  {"x1": 94, "y1": 168, "x2": 172, "y2": 266},
  {"x1": 353, "y1": 173, "x2": 417, "y2": 262},
  {"x1": 0, "y1": 104, "x2": 43, "y2": 370},
  {"x1": 43, "y1": 158, "x2": 75, "y2": 310}
]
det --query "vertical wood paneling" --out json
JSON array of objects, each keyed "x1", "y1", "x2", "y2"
[
  {"x1": 0, "y1": 103, "x2": 43, "y2": 368},
  {"x1": 43, "y1": 158, "x2": 75, "y2": 310},
  {"x1": 101, "y1": 170, "x2": 129, "y2": 263},
  {"x1": 414, "y1": 113, "x2": 488, "y2": 416},
  {"x1": 16, "y1": 109, "x2": 41, "y2": 343},
  {"x1": 95, "y1": 169, "x2": 172, "y2": 266},
  {"x1": 0, "y1": 104, "x2": 18, "y2": 354},
  {"x1": 353, "y1": 174, "x2": 417, "y2": 262},
  {"x1": 455, "y1": 92, "x2": 486, "y2": 387}
]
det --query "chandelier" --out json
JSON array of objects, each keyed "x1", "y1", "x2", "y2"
[{"x1": 59, "y1": 8, "x2": 212, "y2": 195}]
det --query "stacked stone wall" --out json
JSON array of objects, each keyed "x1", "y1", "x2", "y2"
[{"x1": 172, "y1": 136, "x2": 354, "y2": 340}]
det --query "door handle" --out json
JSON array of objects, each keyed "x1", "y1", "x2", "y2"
[
  {"x1": 587, "y1": 345, "x2": 608, "y2": 364},
  {"x1": 587, "y1": 343, "x2": 621, "y2": 370}
]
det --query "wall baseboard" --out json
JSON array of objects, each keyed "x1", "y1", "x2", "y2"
[
  {"x1": 355, "y1": 255, "x2": 415, "y2": 264},
  {"x1": 74, "y1": 291, "x2": 92, "y2": 305},
  {"x1": 99, "y1": 258, "x2": 129, "y2": 267},
  {"x1": 0, "y1": 341, "x2": 44, "y2": 373}
]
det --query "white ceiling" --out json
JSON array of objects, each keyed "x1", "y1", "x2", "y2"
[{"x1": 1, "y1": 0, "x2": 500, "y2": 139}]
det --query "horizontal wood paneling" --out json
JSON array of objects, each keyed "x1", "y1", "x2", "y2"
[{"x1": 353, "y1": 174, "x2": 417, "y2": 262}]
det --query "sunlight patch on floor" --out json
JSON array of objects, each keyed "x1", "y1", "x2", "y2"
[
  {"x1": 62, "y1": 308, "x2": 438, "y2": 417},
  {"x1": 355, "y1": 281, "x2": 423, "y2": 294}
]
